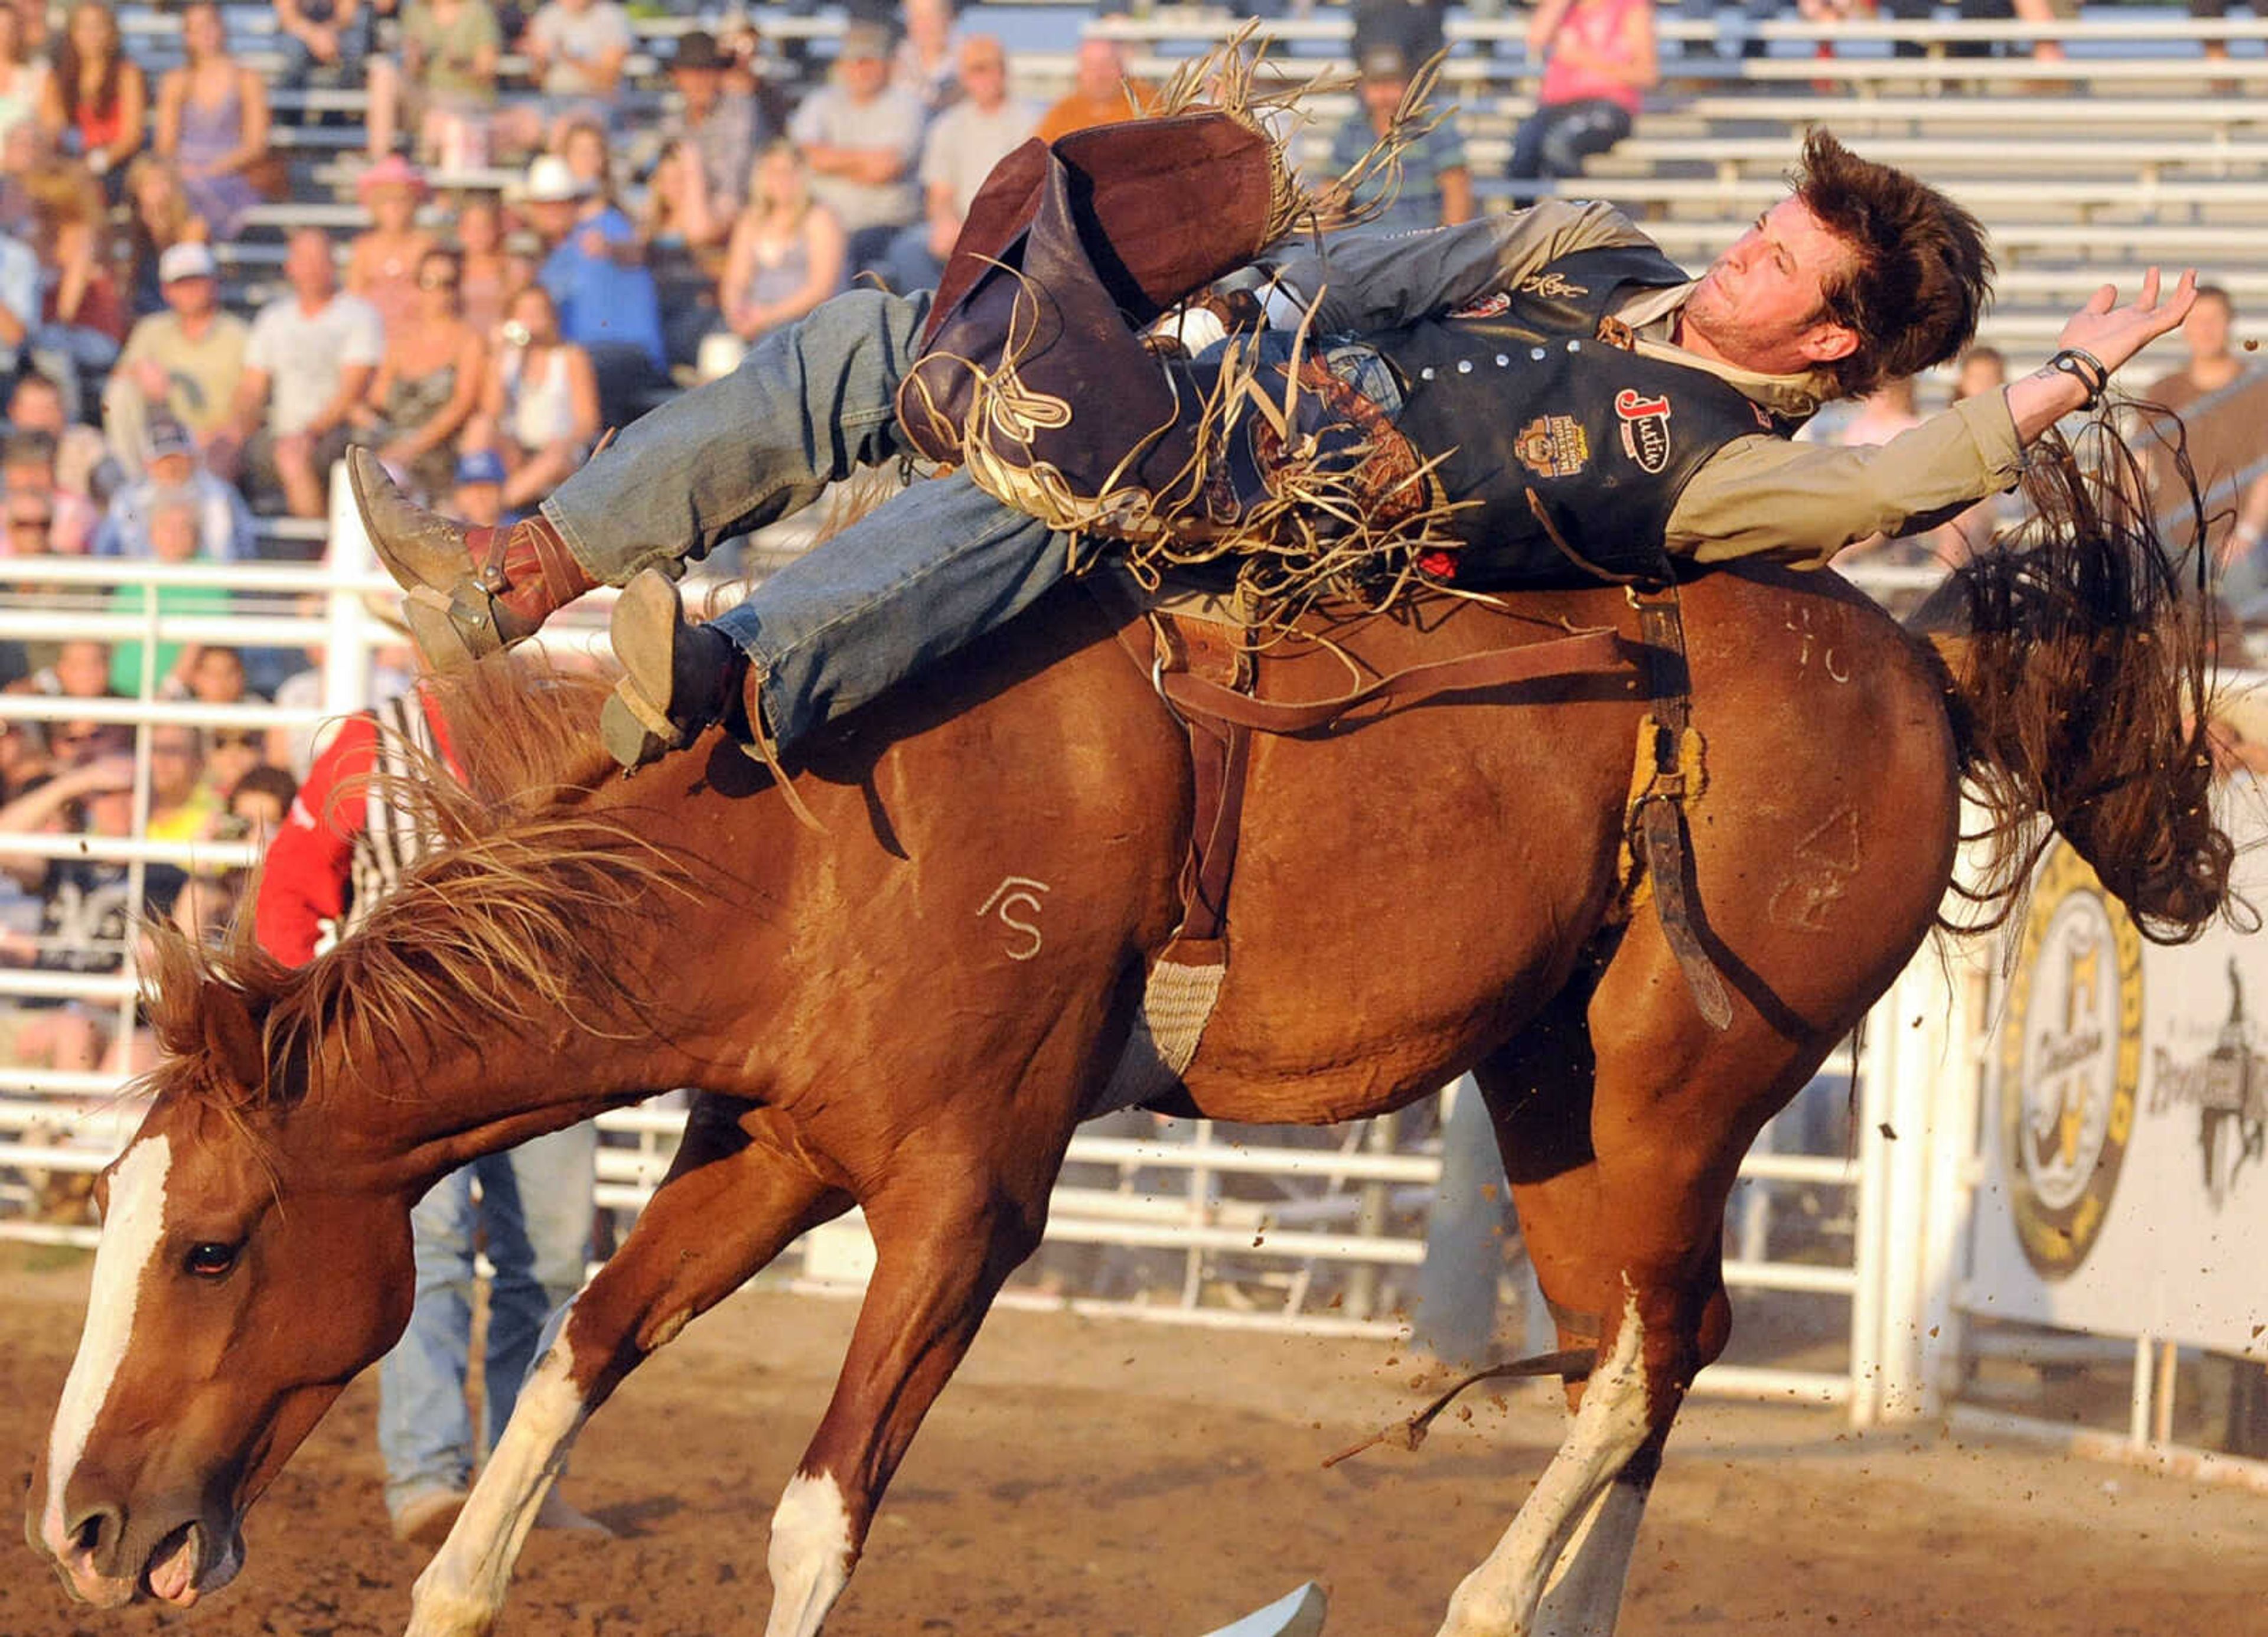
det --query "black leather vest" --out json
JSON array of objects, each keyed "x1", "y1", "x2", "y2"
[{"x1": 1374, "y1": 244, "x2": 1800, "y2": 587}]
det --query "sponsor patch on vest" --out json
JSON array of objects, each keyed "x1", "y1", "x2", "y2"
[
  {"x1": 1448, "y1": 291, "x2": 1512, "y2": 321},
  {"x1": 1516, "y1": 271, "x2": 1591, "y2": 300},
  {"x1": 1515, "y1": 415, "x2": 1590, "y2": 479},
  {"x1": 1614, "y1": 389, "x2": 1672, "y2": 474}
]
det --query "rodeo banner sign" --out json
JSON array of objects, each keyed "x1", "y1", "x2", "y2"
[{"x1": 1971, "y1": 833, "x2": 2268, "y2": 1362}]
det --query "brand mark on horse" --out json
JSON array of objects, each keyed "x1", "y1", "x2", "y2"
[
  {"x1": 1614, "y1": 389, "x2": 1672, "y2": 474},
  {"x1": 1783, "y1": 602, "x2": 1852, "y2": 683},
  {"x1": 977, "y1": 876, "x2": 1051, "y2": 961},
  {"x1": 1765, "y1": 806, "x2": 1862, "y2": 932}
]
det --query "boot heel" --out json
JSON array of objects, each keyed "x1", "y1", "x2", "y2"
[
  {"x1": 599, "y1": 690, "x2": 680, "y2": 771},
  {"x1": 402, "y1": 586, "x2": 500, "y2": 669}
]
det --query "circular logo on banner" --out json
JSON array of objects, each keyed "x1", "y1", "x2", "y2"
[{"x1": 1999, "y1": 843, "x2": 2145, "y2": 1277}]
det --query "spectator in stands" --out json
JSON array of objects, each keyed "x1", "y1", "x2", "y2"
[
  {"x1": 276, "y1": 0, "x2": 373, "y2": 92},
  {"x1": 1322, "y1": 44, "x2": 1471, "y2": 234},
  {"x1": 0, "y1": 3, "x2": 48, "y2": 144},
  {"x1": 96, "y1": 410, "x2": 254, "y2": 560},
  {"x1": 401, "y1": 0, "x2": 504, "y2": 171},
  {"x1": 119, "y1": 155, "x2": 206, "y2": 318},
  {"x1": 1034, "y1": 34, "x2": 1156, "y2": 144},
  {"x1": 24, "y1": 152, "x2": 123, "y2": 414},
  {"x1": 2, "y1": 483, "x2": 51, "y2": 560},
  {"x1": 101, "y1": 241, "x2": 247, "y2": 479},
  {"x1": 354, "y1": 246, "x2": 487, "y2": 504},
  {"x1": 552, "y1": 112, "x2": 618, "y2": 201},
  {"x1": 1351, "y1": 0, "x2": 1449, "y2": 71},
  {"x1": 0, "y1": 751, "x2": 178, "y2": 1072},
  {"x1": 2143, "y1": 283, "x2": 2267, "y2": 560},
  {"x1": 227, "y1": 761, "x2": 296, "y2": 839},
  {"x1": 1953, "y1": 344, "x2": 2007, "y2": 406},
  {"x1": 895, "y1": 0, "x2": 964, "y2": 120},
  {"x1": 8, "y1": 371, "x2": 112, "y2": 511},
  {"x1": 472, "y1": 281, "x2": 597, "y2": 512},
  {"x1": 706, "y1": 141, "x2": 845, "y2": 377},
  {"x1": 448, "y1": 444, "x2": 507, "y2": 524},
  {"x1": 184, "y1": 642, "x2": 256, "y2": 703},
  {"x1": 524, "y1": 0, "x2": 633, "y2": 126},
  {"x1": 142, "y1": 723, "x2": 221, "y2": 846},
  {"x1": 348, "y1": 155, "x2": 439, "y2": 335},
  {"x1": 26, "y1": 638, "x2": 112, "y2": 712},
  {"x1": 519, "y1": 152, "x2": 664, "y2": 421},
  {"x1": 650, "y1": 28, "x2": 761, "y2": 250},
  {"x1": 224, "y1": 228, "x2": 384, "y2": 519},
  {"x1": 0, "y1": 214, "x2": 36, "y2": 387},
  {"x1": 105, "y1": 495, "x2": 233, "y2": 695},
  {"x1": 37, "y1": 1, "x2": 145, "y2": 196},
  {"x1": 1510, "y1": 0, "x2": 1656, "y2": 184},
  {"x1": 788, "y1": 21, "x2": 927, "y2": 276},
  {"x1": 153, "y1": 1, "x2": 271, "y2": 242},
  {"x1": 2, "y1": 423, "x2": 99, "y2": 553},
  {"x1": 878, "y1": 35, "x2": 1029, "y2": 297},
  {"x1": 452, "y1": 189, "x2": 519, "y2": 340}
]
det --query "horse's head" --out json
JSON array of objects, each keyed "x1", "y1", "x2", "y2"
[{"x1": 25, "y1": 977, "x2": 418, "y2": 1609}]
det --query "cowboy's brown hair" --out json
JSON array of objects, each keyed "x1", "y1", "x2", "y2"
[{"x1": 1793, "y1": 130, "x2": 1994, "y2": 400}]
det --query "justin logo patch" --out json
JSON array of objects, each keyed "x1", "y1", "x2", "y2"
[
  {"x1": 1517, "y1": 271, "x2": 1591, "y2": 299},
  {"x1": 1448, "y1": 291, "x2": 1512, "y2": 320},
  {"x1": 1615, "y1": 389, "x2": 1672, "y2": 474},
  {"x1": 1515, "y1": 415, "x2": 1589, "y2": 479}
]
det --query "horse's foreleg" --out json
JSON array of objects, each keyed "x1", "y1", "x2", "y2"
[
  {"x1": 760, "y1": 1159, "x2": 1052, "y2": 1637},
  {"x1": 405, "y1": 1101, "x2": 845, "y2": 1637}
]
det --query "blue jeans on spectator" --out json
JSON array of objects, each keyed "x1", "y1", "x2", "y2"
[
  {"x1": 376, "y1": 1122, "x2": 599, "y2": 1517},
  {"x1": 876, "y1": 223, "x2": 946, "y2": 297},
  {"x1": 1508, "y1": 100, "x2": 1634, "y2": 181}
]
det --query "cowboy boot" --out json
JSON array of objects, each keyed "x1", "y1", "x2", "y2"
[
  {"x1": 348, "y1": 448, "x2": 599, "y2": 667},
  {"x1": 598, "y1": 569, "x2": 752, "y2": 771}
]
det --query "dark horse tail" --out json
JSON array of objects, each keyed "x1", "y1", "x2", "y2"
[{"x1": 1908, "y1": 415, "x2": 2236, "y2": 943}]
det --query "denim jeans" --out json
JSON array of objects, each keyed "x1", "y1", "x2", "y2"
[
  {"x1": 376, "y1": 1123, "x2": 599, "y2": 1513},
  {"x1": 537, "y1": 236, "x2": 1492, "y2": 756}
]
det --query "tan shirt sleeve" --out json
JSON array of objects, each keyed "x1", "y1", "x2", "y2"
[{"x1": 1666, "y1": 390, "x2": 2026, "y2": 566}]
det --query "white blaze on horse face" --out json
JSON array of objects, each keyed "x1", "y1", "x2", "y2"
[
  {"x1": 764, "y1": 1470, "x2": 855, "y2": 1637},
  {"x1": 41, "y1": 1136, "x2": 173, "y2": 1562},
  {"x1": 1436, "y1": 1287, "x2": 1653, "y2": 1637}
]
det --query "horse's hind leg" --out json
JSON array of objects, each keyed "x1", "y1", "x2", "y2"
[
  {"x1": 405, "y1": 1097, "x2": 845, "y2": 1637},
  {"x1": 1438, "y1": 951, "x2": 1833, "y2": 1637},
  {"x1": 758, "y1": 1129, "x2": 1063, "y2": 1637}
]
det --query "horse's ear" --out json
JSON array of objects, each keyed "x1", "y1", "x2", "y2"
[{"x1": 201, "y1": 984, "x2": 270, "y2": 1096}]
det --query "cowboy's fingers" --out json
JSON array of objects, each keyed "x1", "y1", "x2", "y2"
[
  {"x1": 2134, "y1": 266, "x2": 2163, "y2": 311},
  {"x1": 2085, "y1": 282, "x2": 2117, "y2": 316}
]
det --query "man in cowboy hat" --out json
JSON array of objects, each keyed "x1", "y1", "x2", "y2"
[{"x1": 352, "y1": 121, "x2": 2195, "y2": 774}]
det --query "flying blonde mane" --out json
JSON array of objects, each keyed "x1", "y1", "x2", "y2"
[{"x1": 141, "y1": 658, "x2": 690, "y2": 1113}]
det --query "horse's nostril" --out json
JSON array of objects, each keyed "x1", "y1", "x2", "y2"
[{"x1": 69, "y1": 1505, "x2": 116, "y2": 1560}]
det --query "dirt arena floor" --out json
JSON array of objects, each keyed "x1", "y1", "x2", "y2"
[{"x1": 5, "y1": 1253, "x2": 2264, "y2": 1637}]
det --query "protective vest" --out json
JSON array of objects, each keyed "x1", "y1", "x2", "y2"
[{"x1": 1373, "y1": 243, "x2": 1804, "y2": 587}]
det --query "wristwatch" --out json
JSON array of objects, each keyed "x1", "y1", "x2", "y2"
[{"x1": 2045, "y1": 346, "x2": 2110, "y2": 410}]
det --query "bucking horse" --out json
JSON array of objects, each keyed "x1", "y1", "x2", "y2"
[{"x1": 24, "y1": 427, "x2": 2231, "y2": 1635}]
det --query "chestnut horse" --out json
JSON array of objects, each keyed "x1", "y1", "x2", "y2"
[{"x1": 25, "y1": 448, "x2": 2227, "y2": 1636}]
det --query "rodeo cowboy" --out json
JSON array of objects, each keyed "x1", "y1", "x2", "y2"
[{"x1": 350, "y1": 111, "x2": 2197, "y2": 772}]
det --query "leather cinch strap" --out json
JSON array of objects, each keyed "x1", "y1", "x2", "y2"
[{"x1": 1156, "y1": 625, "x2": 1630, "y2": 735}]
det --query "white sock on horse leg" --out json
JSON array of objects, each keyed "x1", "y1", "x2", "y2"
[
  {"x1": 1433, "y1": 1286, "x2": 1654, "y2": 1637},
  {"x1": 405, "y1": 1342, "x2": 589, "y2": 1637},
  {"x1": 1530, "y1": 1473, "x2": 1652, "y2": 1637},
  {"x1": 763, "y1": 1470, "x2": 856, "y2": 1637}
]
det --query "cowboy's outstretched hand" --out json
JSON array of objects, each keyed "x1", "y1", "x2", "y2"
[{"x1": 2055, "y1": 267, "x2": 2199, "y2": 376}]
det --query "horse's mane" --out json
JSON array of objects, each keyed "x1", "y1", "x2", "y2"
[{"x1": 141, "y1": 656, "x2": 689, "y2": 1113}]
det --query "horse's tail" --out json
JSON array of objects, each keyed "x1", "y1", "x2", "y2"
[{"x1": 1907, "y1": 414, "x2": 2236, "y2": 943}]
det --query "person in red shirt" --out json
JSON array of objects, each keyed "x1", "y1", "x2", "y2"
[{"x1": 254, "y1": 687, "x2": 610, "y2": 1545}]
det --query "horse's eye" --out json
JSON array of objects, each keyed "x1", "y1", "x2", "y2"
[{"x1": 184, "y1": 1242, "x2": 239, "y2": 1279}]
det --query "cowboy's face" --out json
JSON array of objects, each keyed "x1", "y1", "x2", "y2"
[{"x1": 1683, "y1": 197, "x2": 1860, "y2": 378}]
